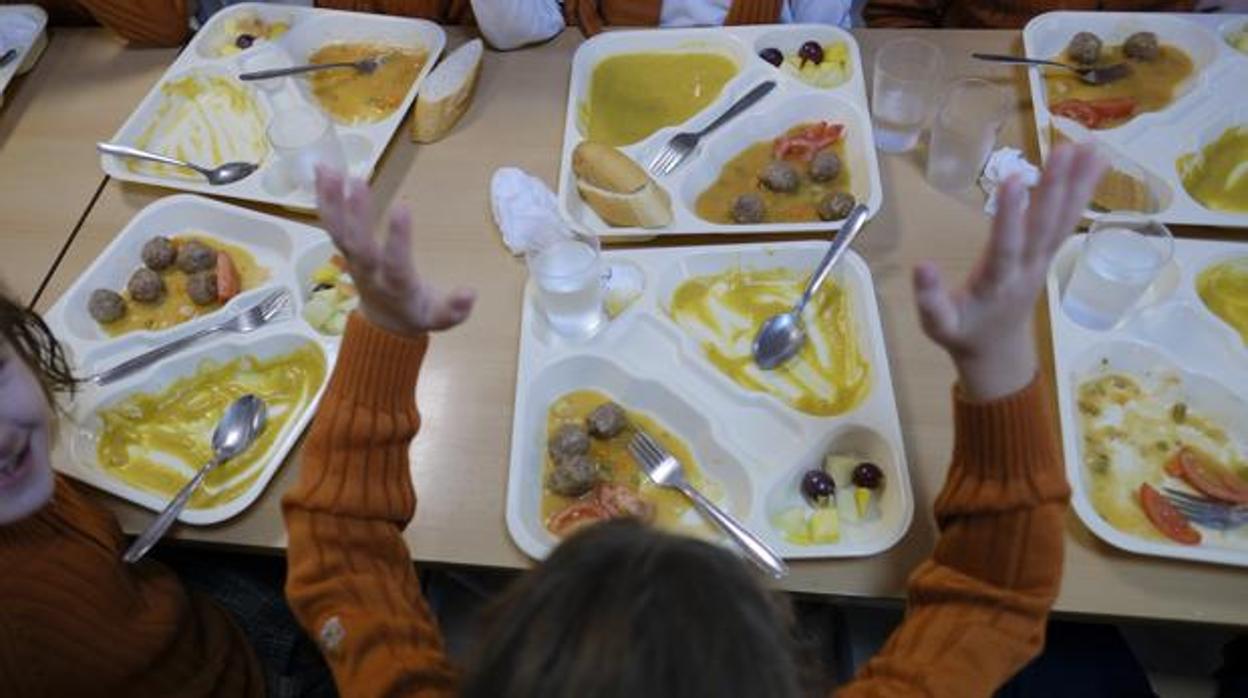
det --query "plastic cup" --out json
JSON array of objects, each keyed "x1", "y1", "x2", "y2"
[
  {"x1": 871, "y1": 38, "x2": 944, "y2": 153},
  {"x1": 1062, "y1": 217, "x2": 1174, "y2": 330},
  {"x1": 526, "y1": 233, "x2": 606, "y2": 339},
  {"x1": 267, "y1": 106, "x2": 346, "y2": 191},
  {"x1": 925, "y1": 78, "x2": 1010, "y2": 193}
]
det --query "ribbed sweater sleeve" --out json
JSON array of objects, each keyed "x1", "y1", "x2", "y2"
[
  {"x1": 836, "y1": 376, "x2": 1070, "y2": 697},
  {"x1": 283, "y1": 312, "x2": 457, "y2": 698}
]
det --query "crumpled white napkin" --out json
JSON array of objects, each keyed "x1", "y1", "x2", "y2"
[
  {"x1": 978, "y1": 147, "x2": 1041, "y2": 216},
  {"x1": 490, "y1": 167, "x2": 572, "y2": 255}
]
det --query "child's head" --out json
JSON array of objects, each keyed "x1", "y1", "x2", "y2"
[
  {"x1": 0, "y1": 293, "x2": 74, "y2": 524},
  {"x1": 462, "y1": 519, "x2": 809, "y2": 698}
]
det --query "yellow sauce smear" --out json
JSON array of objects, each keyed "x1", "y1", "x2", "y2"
[
  {"x1": 670, "y1": 268, "x2": 870, "y2": 417},
  {"x1": 1078, "y1": 372, "x2": 1246, "y2": 542},
  {"x1": 584, "y1": 51, "x2": 738, "y2": 147},
  {"x1": 1177, "y1": 126, "x2": 1248, "y2": 214},
  {"x1": 695, "y1": 125, "x2": 851, "y2": 224},
  {"x1": 104, "y1": 235, "x2": 268, "y2": 337},
  {"x1": 96, "y1": 342, "x2": 326, "y2": 509},
  {"x1": 1197, "y1": 257, "x2": 1248, "y2": 344},
  {"x1": 542, "y1": 390, "x2": 715, "y2": 536},
  {"x1": 1044, "y1": 44, "x2": 1193, "y2": 129},
  {"x1": 134, "y1": 74, "x2": 269, "y2": 179},
  {"x1": 309, "y1": 42, "x2": 427, "y2": 124}
]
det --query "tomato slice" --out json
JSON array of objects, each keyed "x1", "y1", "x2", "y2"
[
  {"x1": 216, "y1": 251, "x2": 241, "y2": 302},
  {"x1": 1051, "y1": 97, "x2": 1136, "y2": 129},
  {"x1": 1164, "y1": 452, "x2": 1184, "y2": 478},
  {"x1": 546, "y1": 501, "x2": 609, "y2": 538},
  {"x1": 1051, "y1": 99, "x2": 1101, "y2": 128},
  {"x1": 594, "y1": 482, "x2": 655, "y2": 523},
  {"x1": 772, "y1": 121, "x2": 845, "y2": 161},
  {"x1": 1174, "y1": 448, "x2": 1248, "y2": 504},
  {"x1": 1139, "y1": 483, "x2": 1201, "y2": 545}
]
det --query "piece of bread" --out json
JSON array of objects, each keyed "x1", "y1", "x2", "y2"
[
  {"x1": 571, "y1": 141, "x2": 673, "y2": 228},
  {"x1": 411, "y1": 38, "x2": 483, "y2": 143},
  {"x1": 1051, "y1": 126, "x2": 1158, "y2": 213}
]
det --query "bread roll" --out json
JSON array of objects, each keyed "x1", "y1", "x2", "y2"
[
  {"x1": 571, "y1": 141, "x2": 673, "y2": 228},
  {"x1": 411, "y1": 38, "x2": 483, "y2": 144}
]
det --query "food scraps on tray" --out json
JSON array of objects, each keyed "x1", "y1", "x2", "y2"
[
  {"x1": 571, "y1": 141, "x2": 672, "y2": 228},
  {"x1": 1177, "y1": 125, "x2": 1248, "y2": 214},
  {"x1": 757, "y1": 40, "x2": 851, "y2": 89},
  {"x1": 669, "y1": 267, "x2": 869, "y2": 417},
  {"x1": 696, "y1": 121, "x2": 857, "y2": 224},
  {"x1": 95, "y1": 341, "x2": 326, "y2": 509},
  {"x1": 542, "y1": 391, "x2": 718, "y2": 539},
  {"x1": 86, "y1": 235, "x2": 267, "y2": 337},
  {"x1": 1196, "y1": 257, "x2": 1248, "y2": 344},
  {"x1": 1227, "y1": 22, "x2": 1248, "y2": 55},
  {"x1": 1077, "y1": 370, "x2": 1248, "y2": 546},
  {"x1": 309, "y1": 42, "x2": 427, "y2": 124},
  {"x1": 774, "y1": 454, "x2": 884, "y2": 545},
  {"x1": 583, "y1": 51, "x2": 738, "y2": 147},
  {"x1": 132, "y1": 73, "x2": 269, "y2": 179},
  {"x1": 303, "y1": 254, "x2": 358, "y2": 336},
  {"x1": 212, "y1": 12, "x2": 289, "y2": 57}
]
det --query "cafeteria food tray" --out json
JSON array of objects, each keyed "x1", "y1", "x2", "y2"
[
  {"x1": 506, "y1": 241, "x2": 912, "y2": 561},
  {"x1": 1047, "y1": 235, "x2": 1248, "y2": 567},
  {"x1": 100, "y1": 2, "x2": 445, "y2": 211},
  {"x1": 45, "y1": 195, "x2": 346, "y2": 524},
  {"x1": 557, "y1": 25, "x2": 884, "y2": 238},
  {"x1": 1024, "y1": 11, "x2": 1248, "y2": 228},
  {"x1": 0, "y1": 4, "x2": 47, "y2": 108}
]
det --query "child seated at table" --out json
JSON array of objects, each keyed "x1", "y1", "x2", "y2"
[
  {"x1": 281, "y1": 141, "x2": 1106, "y2": 696},
  {"x1": 0, "y1": 291, "x2": 269, "y2": 696},
  {"x1": 863, "y1": 0, "x2": 1195, "y2": 29}
]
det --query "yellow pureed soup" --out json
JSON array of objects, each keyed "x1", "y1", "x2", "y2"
[
  {"x1": 1178, "y1": 126, "x2": 1248, "y2": 214},
  {"x1": 309, "y1": 42, "x2": 427, "y2": 124},
  {"x1": 584, "y1": 51, "x2": 738, "y2": 147},
  {"x1": 96, "y1": 342, "x2": 326, "y2": 509},
  {"x1": 1197, "y1": 257, "x2": 1248, "y2": 344},
  {"x1": 669, "y1": 268, "x2": 870, "y2": 416},
  {"x1": 134, "y1": 73, "x2": 269, "y2": 179}
]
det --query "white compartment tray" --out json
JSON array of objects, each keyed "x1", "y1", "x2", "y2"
[
  {"x1": 0, "y1": 4, "x2": 47, "y2": 108},
  {"x1": 1048, "y1": 234, "x2": 1248, "y2": 566},
  {"x1": 507, "y1": 241, "x2": 912, "y2": 561},
  {"x1": 44, "y1": 194, "x2": 345, "y2": 524}
]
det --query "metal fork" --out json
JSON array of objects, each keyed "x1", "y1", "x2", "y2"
[
  {"x1": 971, "y1": 53, "x2": 1130, "y2": 86},
  {"x1": 647, "y1": 80, "x2": 776, "y2": 177},
  {"x1": 88, "y1": 289, "x2": 292, "y2": 387},
  {"x1": 1163, "y1": 488, "x2": 1248, "y2": 530},
  {"x1": 628, "y1": 430, "x2": 788, "y2": 579}
]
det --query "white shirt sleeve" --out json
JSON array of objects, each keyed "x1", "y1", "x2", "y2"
[
  {"x1": 660, "y1": 0, "x2": 853, "y2": 28},
  {"x1": 470, "y1": 0, "x2": 564, "y2": 51}
]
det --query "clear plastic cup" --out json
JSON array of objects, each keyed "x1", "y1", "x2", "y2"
[
  {"x1": 925, "y1": 78, "x2": 1009, "y2": 193},
  {"x1": 526, "y1": 233, "x2": 606, "y2": 339},
  {"x1": 267, "y1": 106, "x2": 346, "y2": 191},
  {"x1": 871, "y1": 38, "x2": 944, "y2": 153},
  {"x1": 1062, "y1": 217, "x2": 1174, "y2": 330}
]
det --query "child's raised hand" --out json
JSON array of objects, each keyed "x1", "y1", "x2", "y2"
[
  {"x1": 913, "y1": 143, "x2": 1106, "y2": 401},
  {"x1": 315, "y1": 167, "x2": 476, "y2": 338}
]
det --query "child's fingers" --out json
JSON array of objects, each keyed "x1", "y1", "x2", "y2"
[
  {"x1": 343, "y1": 178, "x2": 377, "y2": 265},
  {"x1": 1025, "y1": 144, "x2": 1073, "y2": 246},
  {"x1": 986, "y1": 175, "x2": 1027, "y2": 280},
  {"x1": 315, "y1": 167, "x2": 351, "y2": 251},
  {"x1": 381, "y1": 207, "x2": 415, "y2": 290},
  {"x1": 1052, "y1": 144, "x2": 1107, "y2": 253},
  {"x1": 913, "y1": 262, "x2": 958, "y2": 346}
]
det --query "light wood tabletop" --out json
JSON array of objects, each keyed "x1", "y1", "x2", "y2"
[
  {"x1": 0, "y1": 28, "x2": 177, "y2": 305},
  {"x1": 37, "y1": 27, "x2": 1247, "y2": 626}
]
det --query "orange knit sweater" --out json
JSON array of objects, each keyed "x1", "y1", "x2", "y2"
[
  {"x1": 0, "y1": 476, "x2": 264, "y2": 696},
  {"x1": 284, "y1": 313, "x2": 1071, "y2": 697}
]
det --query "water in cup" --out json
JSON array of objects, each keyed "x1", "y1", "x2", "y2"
[
  {"x1": 925, "y1": 79, "x2": 1008, "y2": 193},
  {"x1": 871, "y1": 38, "x2": 943, "y2": 153},
  {"x1": 872, "y1": 90, "x2": 928, "y2": 152},
  {"x1": 1062, "y1": 225, "x2": 1171, "y2": 330},
  {"x1": 530, "y1": 238, "x2": 605, "y2": 338}
]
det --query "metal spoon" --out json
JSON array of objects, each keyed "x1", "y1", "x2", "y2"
[
  {"x1": 0, "y1": 48, "x2": 17, "y2": 68},
  {"x1": 238, "y1": 55, "x2": 386, "y2": 81},
  {"x1": 123, "y1": 395, "x2": 268, "y2": 564},
  {"x1": 752, "y1": 204, "x2": 870, "y2": 371},
  {"x1": 97, "y1": 142, "x2": 258, "y2": 186},
  {"x1": 971, "y1": 53, "x2": 1130, "y2": 86}
]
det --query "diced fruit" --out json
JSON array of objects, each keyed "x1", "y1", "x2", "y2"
[
  {"x1": 302, "y1": 294, "x2": 334, "y2": 328},
  {"x1": 216, "y1": 252, "x2": 241, "y2": 301},
  {"x1": 854, "y1": 487, "x2": 878, "y2": 521},
  {"x1": 801, "y1": 469, "x2": 836, "y2": 507},
  {"x1": 1139, "y1": 483, "x2": 1201, "y2": 545},
  {"x1": 774, "y1": 507, "x2": 809, "y2": 544},
  {"x1": 1173, "y1": 448, "x2": 1248, "y2": 504},
  {"x1": 327, "y1": 312, "x2": 348, "y2": 335},
  {"x1": 835, "y1": 488, "x2": 859, "y2": 523},
  {"x1": 311, "y1": 262, "x2": 340, "y2": 286},
  {"x1": 808, "y1": 507, "x2": 840, "y2": 543}
]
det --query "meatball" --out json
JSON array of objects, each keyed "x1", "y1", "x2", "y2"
[
  {"x1": 809, "y1": 150, "x2": 842, "y2": 183},
  {"x1": 1123, "y1": 31, "x2": 1159, "y2": 61},
  {"x1": 127, "y1": 268, "x2": 166, "y2": 304},
  {"x1": 586, "y1": 402, "x2": 628, "y2": 439},
  {"x1": 176, "y1": 240, "x2": 218, "y2": 274},
  {"x1": 186, "y1": 270, "x2": 219, "y2": 306},
  {"x1": 546, "y1": 453, "x2": 601, "y2": 497},
  {"x1": 817, "y1": 192, "x2": 856, "y2": 221},
  {"x1": 88, "y1": 289, "x2": 127, "y2": 324},
  {"x1": 731, "y1": 193, "x2": 766, "y2": 224},
  {"x1": 548, "y1": 424, "x2": 590, "y2": 461},
  {"x1": 141, "y1": 236, "x2": 177, "y2": 271},
  {"x1": 1066, "y1": 31, "x2": 1102, "y2": 65},
  {"x1": 759, "y1": 160, "x2": 800, "y2": 193}
]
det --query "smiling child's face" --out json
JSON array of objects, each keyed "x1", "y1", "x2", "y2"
[{"x1": 0, "y1": 339, "x2": 55, "y2": 525}]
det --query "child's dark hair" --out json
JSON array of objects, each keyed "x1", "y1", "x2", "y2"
[
  {"x1": 0, "y1": 293, "x2": 77, "y2": 400},
  {"x1": 460, "y1": 519, "x2": 814, "y2": 698}
]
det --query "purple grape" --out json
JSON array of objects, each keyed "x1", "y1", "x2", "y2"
[
  {"x1": 801, "y1": 470, "x2": 836, "y2": 507},
  {"x1": 798, "y1": 41, "x2": 824, "y2": 66},
  {"x1": 235, "y1": 33, "x2": 256, "y2": 50},
  {"x1": 759, "y1": 47, "x2": 784, "y2": 67},
  {"x1": 852, "y1": 462, "x2": 884, "y2": 490}
]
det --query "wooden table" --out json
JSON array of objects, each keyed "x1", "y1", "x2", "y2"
[
  {"x1": 0, "y1": 29, "x2": 176, "y2": 305},
  {"x1": 37, "y1": 28, "x2": 1247, "y2": 626}
]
